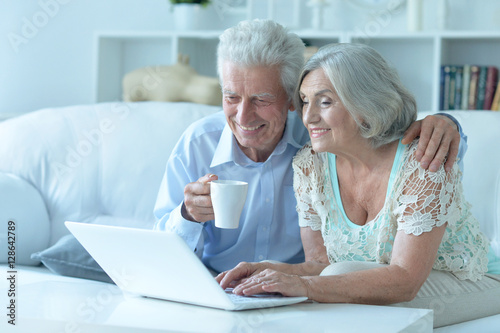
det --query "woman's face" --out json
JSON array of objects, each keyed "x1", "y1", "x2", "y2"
[{"x1": 299, "y1": 69, "x2": 359, "y2": 154}]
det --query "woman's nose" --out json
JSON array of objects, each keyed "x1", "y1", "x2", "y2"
[{"x1": 302, "y1": 103, "x2": 318, "y2": 125}]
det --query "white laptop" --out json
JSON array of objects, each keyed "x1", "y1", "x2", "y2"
[{"x1": 65, "y1": 221, "x2": 308, "y2": 311}]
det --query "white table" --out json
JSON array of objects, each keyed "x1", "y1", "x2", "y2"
[{"x1": 1, "y1": 266, "x2": 433, "y2": 332}]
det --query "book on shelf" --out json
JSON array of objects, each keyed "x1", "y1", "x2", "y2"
[
  {"x1": 448, "y1": 66, "x2": 457, "y2": 110},
  {"x1": 454, "y1": 66, "x2": 463, "y2": 110},
  {"x1": 440, "y1": 65, "x2": 450, "y2": 111},
  {"x1": 492, "y1": 82, "x2": 500, "y2": 111},
  {"x1": 440, "y1": 64, "x2": 499, "y2": 111},
  {"x1": 468, "y1": 65, "x2": 480, "y2": 110},
  {"x1": 484, "y1": 67, "x2": 499, "y2": 110},
  {"x1": 461, "y1": 65, "x2": 471, "y2": 110},
  {"x1": 475, "y1": 66, "x2": 488, "y2": 109}
]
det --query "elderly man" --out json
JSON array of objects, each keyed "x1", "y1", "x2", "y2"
[{"x1": 154, "y1": 19, "x2": 465, "y2": 274}]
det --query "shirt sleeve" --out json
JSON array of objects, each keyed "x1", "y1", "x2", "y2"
[
  {"x1": 155, "y1": 203, "x2": 204, "y2": 258},
  {"x1": 153, "y1": 150, "x2": 205, "y2": 257},
  {"x1": 292, "y1": 144, "x2": 323, "y2": 231}
]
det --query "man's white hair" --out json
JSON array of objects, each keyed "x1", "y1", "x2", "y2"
[{"x1": 217, "y1": 19, "x2": 305, "y2": 101}]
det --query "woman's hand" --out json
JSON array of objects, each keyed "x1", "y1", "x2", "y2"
[
  {"x1": 216, "y1": 262, "x2": 271, "y2": 290},
  {"x1": 231, "y1": 269, "x2": 310, "y2": 298}
]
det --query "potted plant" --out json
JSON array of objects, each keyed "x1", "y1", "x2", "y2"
[
  {"x1": 169, "y1": 0, "x2": 211, "y2": 30},
  {"x1": 169, "y1": 0, "x2": 210, "y2": 7}
]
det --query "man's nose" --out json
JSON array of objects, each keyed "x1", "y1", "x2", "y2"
[{"x1": 236, "y1": 99, "x2": 255, "y2": 124}]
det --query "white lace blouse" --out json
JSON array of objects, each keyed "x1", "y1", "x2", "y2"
[{"x1": 292, "y1": 140, "x2": 489, "y2": 281}]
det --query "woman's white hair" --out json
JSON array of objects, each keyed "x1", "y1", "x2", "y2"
[
  {"x1": 217, "y1": 19, "x2": 305, "y2": 101},
  {"x1": 295, "y1": 43, "x2": 417, "y2": 148}
]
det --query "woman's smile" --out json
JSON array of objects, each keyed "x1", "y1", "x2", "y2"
[{"x1": 309, "y1": 127, "x2": 331, "y2": 138}]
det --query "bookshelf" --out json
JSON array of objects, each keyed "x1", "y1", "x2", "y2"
[{"x1": 93, "y1": 30, "x2": 500, "y2": 111}]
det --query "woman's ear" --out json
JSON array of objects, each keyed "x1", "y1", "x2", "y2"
[{"x1": 360, "y1": 118, "x2": 370, "y2": 129}]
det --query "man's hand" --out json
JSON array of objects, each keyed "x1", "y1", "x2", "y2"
[
  {"x1": 181, "y1": 173, "x2": 218, "y2": 222},
  {"x1": 402, "y1": 115, "x2": 460, "y2": 172}
]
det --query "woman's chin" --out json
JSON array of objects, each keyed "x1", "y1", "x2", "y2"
[{"x1": 310, "y1": 142, "x2": 328, "y2": 153}]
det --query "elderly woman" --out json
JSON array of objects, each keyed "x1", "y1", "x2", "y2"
[{"x1": 217, "y1": 43, "x2": 500, "y2": 327}]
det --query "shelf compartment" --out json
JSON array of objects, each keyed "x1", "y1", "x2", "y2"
[
  {"x1": 95, "y1": 35, "x2": 174, "y2": 102},
  {"x1": 350, "y1": 36, "x2": 435, "y2": 111},
  {"x1": 440, "y1": 37, "x2": 500, "y2": 69}
]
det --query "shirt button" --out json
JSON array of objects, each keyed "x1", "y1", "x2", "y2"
[
  {"x1": 258, "y1": 255, "x2": 264, "y2": 260},
  {"x1": 265, "y1": 198, "x2": 270, "y2": 203},
  {"x1": 262, "y1": 227, "x2": 267, "y2": 232}
]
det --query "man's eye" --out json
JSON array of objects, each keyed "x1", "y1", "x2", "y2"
[{"x1": 255, "y1": 99, "x2": 271, "y2": 106}]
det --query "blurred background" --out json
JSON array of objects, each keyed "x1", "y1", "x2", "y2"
[{"x1": 1, "y1": 0, "x2": 500, "y2": 117}]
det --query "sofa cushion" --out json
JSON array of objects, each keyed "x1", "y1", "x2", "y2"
[
  {"x1": 0, "y1": 172, "x2": 49, "y2": 265},
  {"x1": 31, "y1": 233, "x2": 113, "y2": 283}
]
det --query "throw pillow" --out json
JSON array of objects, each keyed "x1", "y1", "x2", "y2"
[{"x1": 31, "y1": 234, "x2": 113, "y2": 284}]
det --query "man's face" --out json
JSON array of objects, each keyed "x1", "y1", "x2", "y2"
[{"x1": 221, "y1": 62, "x2": 293, "y2": 162}]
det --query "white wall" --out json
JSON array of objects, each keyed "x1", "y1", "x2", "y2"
[
  {"x1": 0, "y1": 0, "x2": 241, "y2": 117},
  {"x1": 1, "y1": 0, "x2": 169, "y2": 116},
  {"x1": 1, "y1": 0, "x2": 499, "y2": 117}
]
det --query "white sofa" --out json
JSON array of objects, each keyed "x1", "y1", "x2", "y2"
[{"x1": 0, "y1": 102, "x2": 499, "y2": 331}]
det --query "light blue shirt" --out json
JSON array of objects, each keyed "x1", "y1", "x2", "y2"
[
  {"x1": 154, "y1": 111, "x2": 310, "y2": 273},
  {"x1": 154, "y1": 111, "x2": 467, "y2": 274}
]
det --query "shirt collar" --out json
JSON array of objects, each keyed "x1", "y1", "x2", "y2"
[{"x1": 210, "y1": 124, "x2": 237, "y2": 167}]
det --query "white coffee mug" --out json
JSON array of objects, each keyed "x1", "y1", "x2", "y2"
[{"x1": 210, "y1": 180, "x2": 248, "y2": 229}]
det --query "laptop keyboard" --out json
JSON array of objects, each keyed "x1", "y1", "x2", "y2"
[{"x1": 225, "y1": 290, "x2": 285, "y2": 303}]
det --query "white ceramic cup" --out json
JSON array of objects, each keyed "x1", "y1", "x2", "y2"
[{"x1": 210, "y1": 180, "x2": 248, "y2": 229}]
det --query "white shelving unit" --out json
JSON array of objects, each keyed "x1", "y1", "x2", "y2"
[
  {"x1": 93, "y1": 31, "x2": 221, "y2": 103},
  {"x1": 94, "y1": 30, "x2": 500, "y2": 111}
]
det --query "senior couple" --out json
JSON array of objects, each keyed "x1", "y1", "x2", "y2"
[{"x1": 154, "y1": 19, "x2": 500, "y2": 327}]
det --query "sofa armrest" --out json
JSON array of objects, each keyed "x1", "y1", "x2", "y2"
[
  {"x1": 419, "y1": 110, "x2": 500, "y2": 259},
  {"x1": 0, "y1": 172, "x2": 50, "y2": 265}
]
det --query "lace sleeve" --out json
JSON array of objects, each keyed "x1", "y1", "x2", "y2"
[
  {"x1": 394, "y1": 141, "x2": 462, "y2": 235},
  {"x1": 394, "y1": 141, "x2": 490, "y2": 281},
  {"x1": 292, "y1": 143, "x2": 326, "y2": 231}
]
